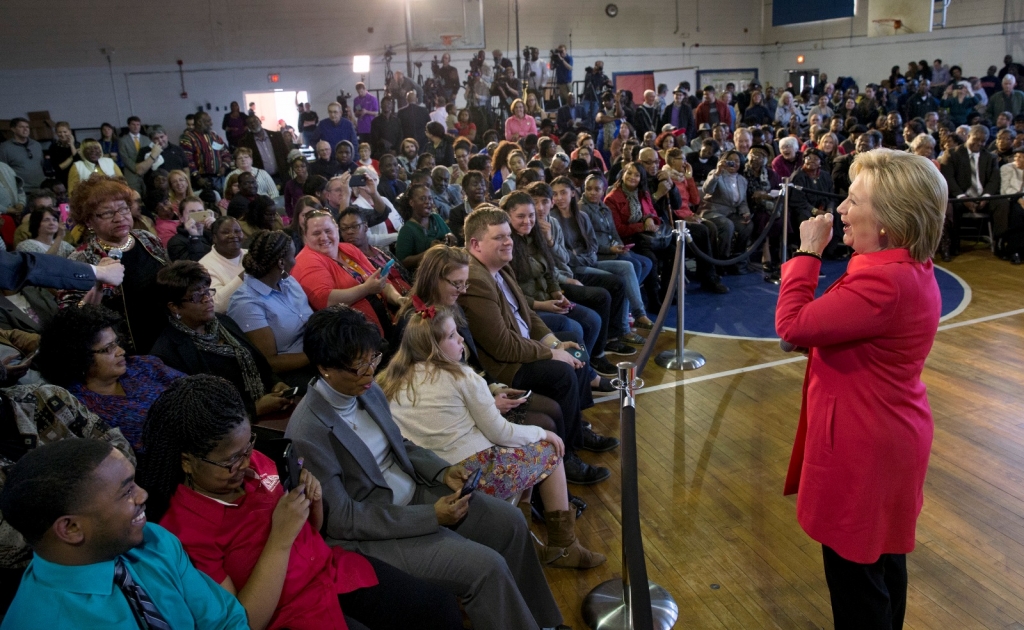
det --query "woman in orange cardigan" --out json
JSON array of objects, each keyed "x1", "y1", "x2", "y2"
[
  {"x1": 775, "y1": 149, "x2": 946, "y2": 630},
  {"x1": 291, "y1": 211, "x2": 404, "y2": 340}
]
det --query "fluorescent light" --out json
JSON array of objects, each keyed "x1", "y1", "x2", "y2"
[{"x1": 353, "y1": 55, "x2": 371, "y2": 74}]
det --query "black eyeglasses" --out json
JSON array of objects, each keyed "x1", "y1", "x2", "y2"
[
  {"x1": 198, "y1": 433, "x2": 257, "y2": 473},
  {"x1": 338, "y1": 352, "x2": 383, "y2": 377},
  {"x1": 445, "y1": 278, "x2": 470, "y2": 292}
]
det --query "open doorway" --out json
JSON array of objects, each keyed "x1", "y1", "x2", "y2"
[{"x1": 243, "y1": 90, "x2": 308, "y2": 133}]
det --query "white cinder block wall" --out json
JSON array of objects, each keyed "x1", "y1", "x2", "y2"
[{"x1": 0, "y1": 0, "x2": 1020, "y2": 140}]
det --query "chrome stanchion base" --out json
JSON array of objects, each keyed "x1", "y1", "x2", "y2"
[
  {"x1": 655, "y1": 348, "x2": 706, "y2": 370},
  {"x1": 582, "y1": 579, "x2": 679, "y2": 630}
]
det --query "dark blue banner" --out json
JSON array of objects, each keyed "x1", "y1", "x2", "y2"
[{"x1": 772, "y1": 0, "x2": 855, "y2": 25}]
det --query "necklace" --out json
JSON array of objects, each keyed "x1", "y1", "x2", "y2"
[{"x1": 99, "y1": 233, "x2": 134, "y2": 253}]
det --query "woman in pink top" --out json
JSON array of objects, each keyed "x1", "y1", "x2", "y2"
[{"x1": 504, "y1": 98, "x2": 538, "y2": 142}]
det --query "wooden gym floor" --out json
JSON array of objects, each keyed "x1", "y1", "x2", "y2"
[{"x1": 543, "y1": 249, "x2": 1024, "y2": 629}]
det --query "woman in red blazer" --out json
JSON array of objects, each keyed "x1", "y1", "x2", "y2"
[
  {"x1": 291, "y1": 211, "x2": 404, "y2": 338},
  {"x1": 775, "y1": 149, "x2": 947, "y2": 630}
]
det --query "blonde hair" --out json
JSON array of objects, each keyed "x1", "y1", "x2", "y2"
[
  {"x1": 377, "y1": 307, "x2": 466, "y2": 403},
  {"x1": 849, "y1": 149, "x2": 946, "y2": 262}
]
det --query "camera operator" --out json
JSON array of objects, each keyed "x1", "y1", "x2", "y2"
[
  {"x1": 386, "y1": 70, "x2": 422, "y2": 109},
  {"x1": 492, "y1": 66, "x2": 521, "y2": 113},
  {"x1": 582, "y1": 60, "x2": 612, "y2": 131},
  {"x1": 431, "y1": 53, "x2": 461, "y2": 103},
  {"x1": 522, "y1": 47, "x2": 550, "y2": 94},
  {"x1": 551, "y1": 45, "x2": 574, "y2": 103}
]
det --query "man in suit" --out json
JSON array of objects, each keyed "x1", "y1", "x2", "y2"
[
  {"x1": 940, "y1": 124, "x2": 1002, "y2": 253},
  {"x1": 0, "y1": 285, "x2": 56, "y2": 333},
  {"x1": 397, "y1": 91, "x2": 430, "y2": 152},
  {"x1": 633, "y1": 90, "x2": 661, "y2": 138},
  {"x1": 238, "y1": 115, "x2": 290, "y2": 184},
  {"x1": 459, "y1": 207, "x2": 614, "y2": 485},
  {"x1": 1, "y1": 250, "x2": 123, "y2": 294},
  {"x1": 286, "y1": 306, "x2": 564, "y2": 630},
  {"x1": 117, "y1": 116, "x2": 151, "y2": 195},
  {"x1": 556, "y1": 93, "x2": 584, "y2": 134}
]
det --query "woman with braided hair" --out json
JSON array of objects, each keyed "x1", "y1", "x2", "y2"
[
  {"x1": 150, "y1": 261, "x2": 293, "y2": 421},
  {"x1": 138, "y1": 374, "x2": 462, "y2": 630},
  {"x1": 227, "y1": 230, "x2": 315, "y2": 389}
]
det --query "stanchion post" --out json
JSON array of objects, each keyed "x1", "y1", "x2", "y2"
[
  {"x1": 781, "y1": 176, "x2": 791, "y2": 265},
  {"x1": 655, "y1": 220, "x2": 706, "y2": 371},
  {"x1": 581, "y1": 363, "x2": 678, "y2": 630}
]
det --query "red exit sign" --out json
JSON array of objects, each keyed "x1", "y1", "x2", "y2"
[{"x1": 268, "y1": 73, "x2": 280, "y2": 83}]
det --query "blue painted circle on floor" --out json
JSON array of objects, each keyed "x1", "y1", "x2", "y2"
[{"x1": 664, "y1": 260, "x2": 969, "y2": 340}]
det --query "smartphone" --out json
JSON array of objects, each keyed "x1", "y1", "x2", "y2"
[
  {"x1": 279, "y1": 386, "x2": 301, "y2": 399},
  {"x1": 189, "y1": 209, "x2": 215, "y2": 224},
  {"x1": 623, "y1": 243, "x2": 635, "y2": 250},
  {"x1": 349, "y1": 174, "x2": 368, "y2": 187},
  {"x1": 569, "y1": 347, "x2": 590, "y2": 363},
  {"x1": 379, "y1": 259, "x2": 396, "y2": 277},
  {"x1": 265, "y1": 438, "x2": 303, "y2": 491},
  {"x1": 459, "y1": 468, "x2": 483, "y2": 499},
  {"x1": 9, "y1": 350, "x2": 38, "y2": 367},
  {"x1": 58, "y1": 203, "x2": 70, "y2": 225},
  {"x1": 511, "y1": 390, "x2": 532, "y2": 400}
]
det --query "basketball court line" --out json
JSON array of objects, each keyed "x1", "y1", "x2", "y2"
[{"x1": 594, "y1": 307, "x2": 1024, "y2": 404}]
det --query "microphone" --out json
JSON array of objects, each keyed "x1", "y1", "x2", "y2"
[
  {"x1": 779, "y1": 339, "x2": 808, "y2": 354},
  {"x1": 101, "y1": 248, "x2": 123, "y2": 297}
]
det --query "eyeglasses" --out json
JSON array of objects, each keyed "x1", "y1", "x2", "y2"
[
  {"x1": 182, "y1": 287, "x2": 216, "y2": 304},
  {"x1": 94, "y1": 204, "x2": 132, "y2": 221},
  {"x1": 445, "y1": 278, "x2": 470, "y2": 292},
  {"x1": 639, "y1": 159, "x2": 656, "y2": 166},
  {"x1": 338, "y1": 352, "x2": 383, "y2": 377},
  {"x1": 339, "y1": 222, "x2": 366, "y2": 233},
  {"x1": 198, "y1": 433, "x2": 257, "y2": 473},
  {"x1": 91, "y1": 337, "x2": 123, "y2": 355}
]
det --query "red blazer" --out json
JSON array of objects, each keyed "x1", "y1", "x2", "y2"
[
  {"x1": 604, "y1": 187, "x2": 660, "y2": 240},
  {"x1": 775, "y1": 249, "x2": 940, "y2": 564},
  {"x1": 292, "y1": 243, "x2": 384, "y2": 332}
]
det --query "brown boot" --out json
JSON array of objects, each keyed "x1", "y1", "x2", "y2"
[{"x1": 541, "y1": 510, "x2": 606, "y2": 569}]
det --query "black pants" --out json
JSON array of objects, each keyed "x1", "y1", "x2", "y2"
[
  {"x1": 684, "y1": 220, "x2": 721, "y2": 283},
  {"x1": 822, "y1": 545, "x2": 907, "y2": 630},
  {"x1": 575, "y1": 269, "x2": 627, "y2": 339},
  {"x1": 339, "y1": 555, "x2": 463, "y2": 630},
  {"x1": 511, "y1": 358, "x2": 592, "y2": 451},
  {"x1": 629, "y1": 238, "x2": 675, "y2": 311}
]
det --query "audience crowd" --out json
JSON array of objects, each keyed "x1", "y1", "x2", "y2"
[{"x1": 0, "y1": 47, "x2": 1022, "y2": 630}]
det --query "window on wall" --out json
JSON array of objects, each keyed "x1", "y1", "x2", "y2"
[{"x1": 772, "y1": 0, "x2": 855, "y2": 26}]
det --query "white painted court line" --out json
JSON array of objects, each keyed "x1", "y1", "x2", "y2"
[{"x1": 595, "y1": 307, "x2": 1024, "y2": 404}]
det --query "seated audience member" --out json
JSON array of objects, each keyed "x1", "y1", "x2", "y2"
[
  {"x1": 0, "y1": 440, "x2": 249, "y2": 629},
  {"x1": 429, "y1": 166, "x2": 463, "y2": 220},
  {"x1": 291, "y1": 210, "x2": 403, "y2": 340},
  {"x1": 309, "y1": 141, "x2": 343, "y2": 180},
  {"x1": 165, "y1": 197, "x2": 214, "y2": 262},
  {"x1": 139, "y1": 374, "x2": 463, "y2": 630},
  {"x1": 422, "y1": 122, "x2": 454, "y2": 168},
  {"x1": 198, "y1": 216, "x2": 247, "y2": 313},
  {"x1": 356, "y1": 142, "x2": 378, "y2": 173},
  {"x1": 396, "y1": 138, "x2": 420, "y2": 175},
  {"x1": 348, "y1": 167, "x2": 403, "y2": 249},
  {"x1": 376, "y1": 154, "x2": 408, "y2": 206},
  {"x1": 283, "y1": 154, "x2": 309, "y2": 215},
  {"x1": 36, "y1": 305, "x2": 184, "y2": 452},
  {"x1": 499, "y1": 151, "x2": 528, "y2": 196},
  {"x1": 686, "y1": 139, "x2": 719, "y2": 185},
  {"x1": 460, "y1": 207, "x2": 615, "y2": 485},
  {"x1": 238, "y1": 195, "x2": 285, "y2": 245},
  {"x1": 333, "y1": 141, "x2": 360, "y2": 177},
  {"x1": 999, "y1": 147, "x2": 1024, "y2": 263},
  {"x1": 228, "y1": 229, "x2": 315, "y2": 387},
  {"x1": 287, "y1": 195, "x2": 323, "y2": 253},
  {"x1": 380, "y1": 305, "x2": 605, "y2": 569},
  {"x1": 15, "y1": 206, "x2": 74, "y2": 258},
  {"x1": 151, "y1": 196, "x2": 182, "y2": 248},
  {"x1": 165, "y1": 169, "x2": 195, "y2": 210},
  {"x1": 0, "y1": 277, "x2": 58, "y2": 333},
  {"x1": 701, "y1": 149, "x2": 755, "y2": 270},
  {"x1": 339, "y1": 208, "x2": 412, "y2": 295},
  {"x1": 506, "y1": 98, "x2": 539, "y2": 142},
  {"x1": 788, "y1": 149, "x2": 841, "y2": 256},
  {"x1": 447, "y1": 170, "x2": 489, "y2": 245},
  {"x1": 771, "y1": 136, "x2": 803, "y2": 179},
  {"x1": 60, "y1": 176, "x2": 169, "y2": 355},
  {"x1": 284, "y1": 305, "x2": 564, "y2": 629},
  {"x1": 67, "y1": 140, "x2": 123, "y2": 195},
  {"x1": 940, "y1": 126, "x2": 1004, "y2": 249},
  {"x1": 395, "y1": 183, "x2": 457, "y2": 269},
  {"x1": 151, "y1": 261, "x2": 293, "y2": 420}
]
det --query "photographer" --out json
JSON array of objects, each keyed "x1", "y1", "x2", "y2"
[
  {"x1": 522, "y1": 47, "x2": 550, "y2": 94},
  {"x1": 431, "y1": 53, "x2": 461, "y2": 103},
  {"x1": 582, "y1": 61, "x2": 612, "y2": 131},
  {"x1": 492, "y1": 66, "x2": 521, "y2": 114},
  {"x1": 552, "y1": 44, "x2": 574, "y2": 103}
]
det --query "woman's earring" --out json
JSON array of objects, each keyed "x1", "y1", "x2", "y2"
[
  {"x1": 174, "y1": 312, "x2": 182, "y2": 320},
  {"x1": 880, "y1": 228, "x2": 886, "y2": 236}
]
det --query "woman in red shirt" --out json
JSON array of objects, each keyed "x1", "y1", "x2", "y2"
[
  {"x1": 776, "y1": 149, "x2": 946, "y2": 629},
  {"x1": 139, "y1": 374, "x2": 462, "y2": 630}
]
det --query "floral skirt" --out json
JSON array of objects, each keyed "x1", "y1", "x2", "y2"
[{"x1": 454, "y1": 442, "x2": 560, "y2": 501}]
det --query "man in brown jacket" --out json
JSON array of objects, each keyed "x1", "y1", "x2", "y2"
[{"x1": 459, "y1": 207, "x2": 616, "y2": 485}]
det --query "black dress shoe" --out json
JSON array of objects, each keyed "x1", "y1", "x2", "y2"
[
  {"x1": 590, "y1": 356, "x2": 618, "y2": 376},
  {"x1": 563, "y1": 452, "x2": 611, "y2": 485},
  {"x1": 702, "y1": 279, "x2": 730, "y2": 294},
  {"x1": 581, "y1": 427, "x2": 620, "y2": 452},
  {"x1": 568, "y1": 493, "x2": 588, "y2": 515},
  {"x1": 1013, "y1": 253, "x2": 1022, "y2": 265}
]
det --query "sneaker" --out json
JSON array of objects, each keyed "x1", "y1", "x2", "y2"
[
  {"x1": 619, "y1": 331, "x2": 646, "y2": 345},
  {"x1": 590, "y1": 355, "x2": 618, "y2": 376},
  {"x1": 604, "y1": 340, "x2": 637, "y2": 356},
  {"x1": 591, "y1": 377, "x2": 615, "y2": 393},
  {"x1": 581, "y1": 427, "x2": 620, "y2": 453},
  {"x1": 563, "y1": 452, "x2": 612, "y2": 485},
  {"x1": 702, "y1": 279, "x2": 730, "y2": 294}
]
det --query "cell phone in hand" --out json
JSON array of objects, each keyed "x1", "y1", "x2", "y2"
[
  {"x1": 459, "y1": 468, "x2": 483, "y2": 498},
  {"x1": 349, "y1": 174, "x2": 368, "y2": 187},
  {"x1": 623, "y1": 243, "x2": 635, "y2": 250},
  {"x1": 265, "y1": 438, "x2": 303, "y2": 491},
  {"x1": 379, "y1": 259, "x2": 396, "y2": 277},
  {"x1": 279, "y1": 386, "x2": 301, "y2": 399},
  {"x1": 510, "y1": 390, "x2": 532, "y2": 400},
  {"x1": 8, "y1": 350, "x2": 38, "y2": 367},
  {"x1": 569, "y1": 347, "x2": 590, "y2": 363}
]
